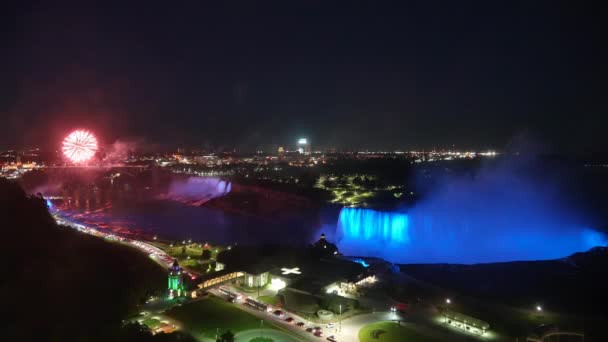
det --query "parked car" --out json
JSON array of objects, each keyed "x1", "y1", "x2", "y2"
[
  {"x1": 326, "y1": 323, "x2": 336, "y2": 329},
  {"x1": 285, "y1": 317, "x2": 295, "y2": 323},
  {"x1": 273, "y1": 310, "x2": 285, "y2": 317},
  {"x1": 327, "y1": 336, "x2": 337, "y2": 342},
  {"x1": 296, "y1": 322, "x2": 305, "y2": 327}
]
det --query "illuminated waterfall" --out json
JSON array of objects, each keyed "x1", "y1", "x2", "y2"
[
  {"x1": 163, "y1": 177, "x2": 231, "y2": 205},
  {"x1": 167, "y1": 177, "x2": 231, "y2": 197},
  {"x1": 337, "y1": 207, "x2": 410, "y2": 244},
  {"x1": 336, "y1": 207, "x2": 606, "y2": 264}
]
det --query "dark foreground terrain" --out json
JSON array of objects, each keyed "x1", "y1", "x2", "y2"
[
  {"x1": 0, "y1": 179, "x2": 192, "y2": 341},
  {"x1": 399, "y1": 249, "x2": 608, "y2": 339}
]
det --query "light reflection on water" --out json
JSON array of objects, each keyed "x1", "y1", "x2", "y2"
[{"x1": 51, "y1": 187, "x2": 319, "y2": 245}]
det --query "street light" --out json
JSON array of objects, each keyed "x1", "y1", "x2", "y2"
[
  {"x1": 260, "y1": 320, "x2": 264, "y2": 340},
  {"x1": 339, "y1": 304, "x2": 342, "y2": 333},
  {"x1": 446, "y1": 298, "x2": 451, "y2": 304},
  {"x1": 536, "y1": 305, "x2": 542, "y2": 312}
]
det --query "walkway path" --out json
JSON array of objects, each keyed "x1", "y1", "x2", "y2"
[
  {"x1": 336, "y1": 309, "x2": 482, "y2": 342},
  {"x1": 235, "y1": 328, "x2": 302, "y2": 342}
]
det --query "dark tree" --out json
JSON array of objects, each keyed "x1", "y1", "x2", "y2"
[
  {"x1": 216, "y1": 330, "x2": 235, "y2": 342},
  {"x1": 1, "y1": 179, "x2": 166, "y2": 341},
  {"x1": 201, "y1": 249, "x2": 212, "y2": 259}
]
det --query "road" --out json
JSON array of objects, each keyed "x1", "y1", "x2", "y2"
[
  {"x1": 55, "y1": 211, "x2": 500, "y2": 341},
  {"x1": 53, "y1": 212, "x2": 201, "y2": 279},
  {"x1": 55, "y1": 212, "x2": 321, "y2": 341},
  {"x1": 209, "y1": 288, "x2": 320, "y2": 341},
  {"x1": 209, "y1": 285, "x2": 488, "y2": 342}
]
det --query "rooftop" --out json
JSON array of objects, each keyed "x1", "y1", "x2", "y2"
[{"x1": 444, "y1": 309, "x2": 490, "y2": 330}]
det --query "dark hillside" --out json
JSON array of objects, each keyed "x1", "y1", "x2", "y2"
[{"x1": 0, "y1": 178, "x2": 167, "y2": 341}]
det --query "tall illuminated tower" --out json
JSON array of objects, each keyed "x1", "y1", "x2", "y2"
[
  {"x1": 297, "y1": 138, "x2": 311, "y2": 154},
  {"x1": 168, "y1": 259, "x2": 185, "y2": 299}
]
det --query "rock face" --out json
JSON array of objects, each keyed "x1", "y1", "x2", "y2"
[
  {"x1": 564, "y1": 246, "x2": 608, "y2": 269},
  {"x1": 203, "y1": 183, "x2": 320, "y2": 231},
  {"x1": 399, "y1": 246, "x2": 608, "y2": 315}
]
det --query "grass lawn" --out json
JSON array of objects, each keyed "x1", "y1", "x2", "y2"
[
  {"x1": 151, "y1": 241, "x2": 225, "y2": 258},
  {"x1": 359, "y1": 322, "x2": 438, "y2": 342},
  {"x1": 235, "y1": 284, "x2": 264, "y2": 294},
  {"x1": 257, "y1": 295, "x2": 281, "y2": 306},
  {"x1": 432, "y1": 296, "x2": 579, "y2": 338},
  {"x1": 142, "y1": 318, "x2": 161, "y2": 329},
  {"x1": 164, "y1": 245, "x2": 204, "y2": 258},
  {"x1": 165, "y1": 297, "x2": 280, "y2": 339},
  {"x1": 150, "y1": 241, "x2": 223, "y2": 273},
  {"x1": 280, "y1": 289, "x2": 320, "y2": 314}
]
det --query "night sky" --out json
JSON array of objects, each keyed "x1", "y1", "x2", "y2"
[{"x1": 1, "y1": 1, "x2": 606, "y2": 152}]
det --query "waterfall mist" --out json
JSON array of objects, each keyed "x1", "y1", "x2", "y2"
[{"x1": 337, "y1": 157, "x2": 606, "y2": 264}]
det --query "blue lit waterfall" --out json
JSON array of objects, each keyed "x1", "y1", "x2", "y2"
[
  {"x1": 336, "y1": 207, "x2": 606, "y2": 264},
  {"x1": 337, "y1": 208, "x2": 410, "y2": 244}
]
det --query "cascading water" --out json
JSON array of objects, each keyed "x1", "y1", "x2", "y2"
[
  {"x1": 162, "y1": 176, "x2": 231, "y2": 206},
  {"x1": 337, "y1": 207, "x2": 410, "y2": 243},
  {"x1": 336, "y1": 207, "x2": 606, "y2": 264}
]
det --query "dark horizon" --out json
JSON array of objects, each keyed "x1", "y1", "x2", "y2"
[{"x1": 1, "y1": 1, "x2": 607, "y2": 153}]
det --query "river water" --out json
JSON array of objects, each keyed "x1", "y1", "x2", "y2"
[{"x1": 50, "y1": 186, "x2": 325, "y2": 246}]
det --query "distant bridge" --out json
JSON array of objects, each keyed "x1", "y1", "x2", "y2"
[{"x1": 45, "y1": 164, "x2": 149, "y2": 169}]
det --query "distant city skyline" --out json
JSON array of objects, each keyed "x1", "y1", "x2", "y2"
[
  {"x1": 4, "y1": 2, "x2": 608, "y2": 342},
  {"x1": 1, "y1": 2, "x2": 606, "y2": 154}
]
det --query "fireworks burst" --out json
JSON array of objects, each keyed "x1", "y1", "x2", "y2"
[{"x1": 62, "y1": 129, "x2": 98, "y2": 163}]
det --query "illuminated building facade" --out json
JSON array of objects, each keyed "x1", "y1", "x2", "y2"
[
  {"x1": 312, "y1": 232, "x2": 339, "y2": 256},
  {"x1": 442, "y1": 309, "x2": 489, "y2": 335},
  {"x1": 168, "y1": 260, "x2": 185, "y2": 298},
  {"x1": 236, "y1": 264, "x2": 270, "y2": 290}
]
